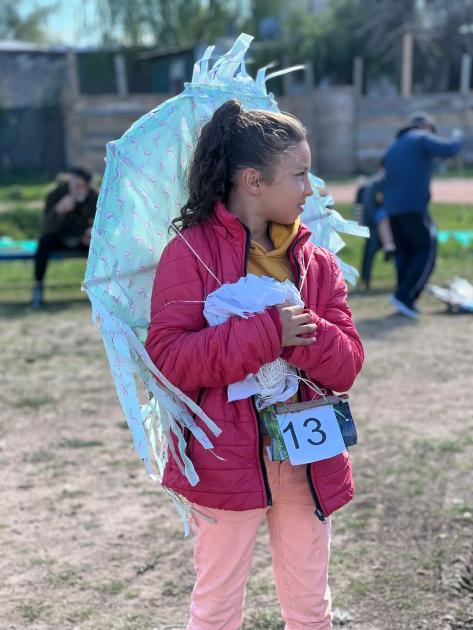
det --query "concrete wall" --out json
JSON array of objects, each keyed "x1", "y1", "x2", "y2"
[
  {"x1": 0, "y1": 106, "x2": 65, "y2": 173},
  {"x1": 0, "y1": 51, "x2": 66, "y2": 108},
  {"x1": 63, "y1": 95, "x2": 168, "y2": 173},
  {"x1": 66, "y1": 88, "x2": 357, "y2": 178},
  {"x1": 279, "y1": 87, "x2": 356, "y2": 178},
  {"x1": 0, "y1": 51, "x2": 67, "y2": 173},
  {"x1": 2, "y1": 48, "x2": 472, "y2": 177},
  {"x1": 65, "y1": 88, "x2": 473, "y2": 178}
]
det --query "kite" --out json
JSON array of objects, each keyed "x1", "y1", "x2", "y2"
[{"x1": 83, "y1": 33, "x2": 368, "y2": 532}]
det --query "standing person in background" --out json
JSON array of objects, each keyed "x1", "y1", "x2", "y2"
[
  {"x1": 356, "y1": 168, "x2": 396, "y2": 289},
  {"x1": 382, "y1": 113, "x2": 463, "y2": 319},
  {"x1": 31, "y1": 167, "x2": 98, "y2": 308}
]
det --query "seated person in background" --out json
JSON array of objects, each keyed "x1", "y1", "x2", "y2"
[{"x1": 31, "y1": 167, "x2": 98, "y2": 308}]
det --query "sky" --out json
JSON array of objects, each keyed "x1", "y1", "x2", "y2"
[{"x1": 21, "y1": 0, "x2": 102, "y2": 47}]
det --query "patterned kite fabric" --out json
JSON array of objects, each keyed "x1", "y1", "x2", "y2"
[{"x1": 83, "y1": 33, "x2": 368, "y2": 533}]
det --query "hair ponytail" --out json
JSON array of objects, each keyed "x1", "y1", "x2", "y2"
[{"x1": 172, "y1": 99, "x2": 306, "y2": 231}]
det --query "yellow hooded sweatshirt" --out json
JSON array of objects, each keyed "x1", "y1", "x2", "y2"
[{"x1": 247, "y1": 218, "x2": 300, "y2": 281}]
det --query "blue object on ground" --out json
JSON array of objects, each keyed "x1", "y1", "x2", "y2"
[
  {"x1": 437, "y1": 230, "x2": 473, "y2": 247},
  {"x1": 0, "y1": 237, "x2": 87, "y2": 261}
]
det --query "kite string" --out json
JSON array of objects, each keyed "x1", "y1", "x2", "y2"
[
  {"x1": 169, "y1": 223, "x2": 223, "y2": 286},
  {"x1": 298, "y1": 246, "x2": 315, "y2": 293},
  {"x1": 83, "y1": 221, "x2": 224, "y2": 290}
]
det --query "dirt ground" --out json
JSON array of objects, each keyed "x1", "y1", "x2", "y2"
[
  {"x1": 1, "y1": 291, "x2": 473, "y2": 630},
  {"x1": 324, "y1": 178, "x2": 473, "y2": 205}
]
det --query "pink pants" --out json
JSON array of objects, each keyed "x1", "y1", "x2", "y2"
[{"x1": 187, "y1": 454, "x2": 332, "y2": 630}]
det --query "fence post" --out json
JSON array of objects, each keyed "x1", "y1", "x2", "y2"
[
  {"x1": 66, "y1": 48, "x2": 80, "y2": 99},
  {"x1": 282, "y1": 54, "x2": 292, "y2": 95},
  {"x1": 63, "y1": 49, "x2": 82, "y2": 168},
  {"x1": 460, "y1": 53, "x2": 472, "y2": 95},
  {"x1": 114, "y1": 54, "x2": 129, "y2": 97},
  {"x1": 304, "y1": 60, "x2": 314, "y2": 92},
  {"x1": 401, "y1": 31, "x2": 413, "y2": 97},
  {"x1": 353, "y1": 56, "x2": 363, "y2": 98}
]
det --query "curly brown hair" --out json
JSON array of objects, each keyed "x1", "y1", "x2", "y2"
[{"x1": 172, "y1": 100, "x2": 307, "y2": 232}]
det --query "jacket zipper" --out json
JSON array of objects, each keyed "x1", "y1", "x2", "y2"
[
  {"x1": 242, "y1": 222, "x2": 272, "y2": 506},
  {"x1": 289, "y1": 233, "x2": 309, "y2": 289},
  {"x1": 306, "y1": 465, "x2": 327, "y2": 523},
  {"x1": 290, "y1": 234, "x2": 327, "y2": 522},
  {"x1": 252, "y1": 399, "x2": 273, "y2": 506}
]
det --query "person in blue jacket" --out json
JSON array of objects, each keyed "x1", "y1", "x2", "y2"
[{"x1": 382, "y1": 113, "x2": 463, "y2": 319}]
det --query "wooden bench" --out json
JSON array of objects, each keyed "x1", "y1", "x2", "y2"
[
  {"x1": 0, "y1": 236, "x2": 88, "y2": 262},
  {"x1": 0, "y1": 244, "x2": 88, "y2": 296},
  {"x1": 0, "y1": 249, "x2": 88, "y2": 262}
]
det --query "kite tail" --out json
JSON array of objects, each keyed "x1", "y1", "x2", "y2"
[{"x1": 89, "y1": 298, "x2": 222, "y2": 532}]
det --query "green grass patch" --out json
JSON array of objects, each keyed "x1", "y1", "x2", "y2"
[
  {"x1": 0, "y1": 171, "x2": 51, "y2": 200},
  {"x1": 161, "y1": 578, "x2": 193, "y2": 597},
  {"x1": 0, "y1": 185, "x2": 49, "y2": 203},
  {"x1": 48, "y1": 568, "x2": 82, "y2": 588},
  {"x1": 18, "y1": 602, "x2": 49, "y2": 622},
  {"x1": 0, "y1": 206, "x2": 42, "y2": 239},
  {"x1": 0, "y1": 258, "x2": 87, "y2": 304},
  {"x1": 443, "y1": 500, "x2": 473, "y2": 518},
  {"x1": 58, "y1": 438, "x2": 104, "y2": 449},
  {"x1": 27, "y1": 449, "x2": 56, "y2": 464},
  {"x1": 347, "y1": 577, "x2": 370, "y2": 599},
  {"x1": 29, "y1": 557, "x2": 56, "y2": 567},
  {"x1": 124, "y1": 590, "x2": 140, "y2": 599},
  {"x1": 414, "y1": 437, "x2": 471, "y2": 455},
  {"x1": 12, "y1": 395, "x2": 56, "y2": 409},
  {"x1": 431, "y1": 202, "x2": 473, "y2": 230},
  {"x1": 335, "y1": 202, "x2": 473, "y2": 290},
  {"x1": 243, "y1": 609, "x2": 284, "y2": 630},
  {"x1": 336, "y1": 201, "x2": 473, "y2": 231},
  {"x1": 122, "y1": 613, "x2": 150, "y2": 630},
  {"x1": 97, "y1": 579, "x2": 126, "y2": 595},
  {"x1": 75, "y1": 608, "x2": 94, "y2": 622}
]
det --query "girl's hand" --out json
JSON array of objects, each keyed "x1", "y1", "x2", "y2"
[{"x1": 276, "y1": 303, "x2": 317, "y2": 347}]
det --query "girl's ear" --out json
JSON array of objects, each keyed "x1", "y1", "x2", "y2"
[{"x1": 240, "y1": 167, "x2": 263, "y2": 197}]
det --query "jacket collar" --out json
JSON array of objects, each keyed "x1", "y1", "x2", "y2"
[{"x1": 210, "y1": 200, "x2": 312, "y2": 254}]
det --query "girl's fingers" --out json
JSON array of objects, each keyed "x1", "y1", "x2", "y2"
[
  {"x1": 292, "y1": 312, "x2": 312, "y2": 324},
  {"x1": 279, "y1": 304, "x2": 304, "y2": 315},
  {"x1": 291, "y1": 336, "x2": 316, "y2": 346},
  {"x1": 297, "y1": 323, "x2": 317, "y2": 334}
]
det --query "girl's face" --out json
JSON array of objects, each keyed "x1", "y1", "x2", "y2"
[{"x1": 259, "y1": 140, "x2": 313, "y2": 225}]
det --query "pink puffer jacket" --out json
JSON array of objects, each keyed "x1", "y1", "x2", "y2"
[{"x1": 145, "y1": 201, "x2": 364, "y2": 520}]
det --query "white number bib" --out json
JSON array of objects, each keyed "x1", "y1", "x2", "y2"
[{"x1": 276, "y1": 404, "x2": 347, "y2": 465}]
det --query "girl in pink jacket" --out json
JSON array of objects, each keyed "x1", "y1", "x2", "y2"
[{"x1": 146, "y1": 100, "x2": 364, "y2": 630}]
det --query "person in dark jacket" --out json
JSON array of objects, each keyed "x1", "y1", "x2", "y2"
[
  {"x1": 383, "y1": 113, "x2": 463, "y2": 318},
  {"x1": 31, "y1": 167, "x2": 98, "y2": 307}
]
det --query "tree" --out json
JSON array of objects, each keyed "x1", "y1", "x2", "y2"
[
  {"x1": 243, "y1": 0, "x2": 373, "y2": 87},
  {"x1": 356, "y1": 0, "x2": 473, "y2": 91},
  {"x1": 285, "y1": 0, "x2": 373, "y2": 84},
  {"x1": 424, "y1": 0, "x2": 473, "y2": 90},
  {"x1": 0, "y1": 0, "x2": 55, "y2": 43},
  {"x1": 97, "y1": 0, "x2": 241, "y2": 47}
]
